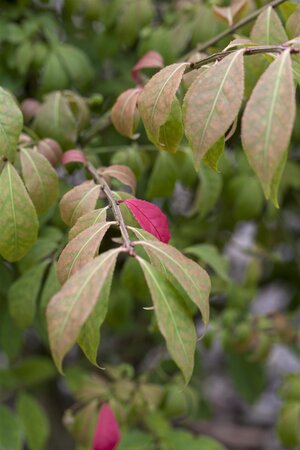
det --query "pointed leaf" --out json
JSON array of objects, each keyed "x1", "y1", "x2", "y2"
[
  {"x1": 57, "y1": 222, "x2": 113, "y2": 284},
  {"x1": 77, "y1": 270, "x2": 114, "y2": 366},
  {"x1": 250, "y1": 6, "x2": 288, "y2": 44},
  {"x1": 47, "y1": 248, "x2": 121, "y2": 372},
  {"x1": 9, "y1": 261, "x2": 49, "y2": 329},
  {"x1": 121, "y1": 198, "x2": 170, "y2": 243},
  {"x1": 101, "y1": 165, "x2": 136, "y2": 193},
  {"x1": 134, "y1": 238, "x2": 210, "y2": 324},
  {"x1": 20, "y1": 147, "x2": 59, "y2": 215},
  {"x1": 93, "y1": 403, "x2": 121, "y2": 450},
  {"x1": 269, "y1": 149, "x2": 288, "y2": 207},
  {"x1": 111, "y1": 88, "x2": 142, "y2": 138},
  {"x1": 0, "y1": 163, "x2": 38, "y2": 261},
  {"x1": 138, "y1": 62, "x2": 187, "y2": 143},
  {"x1": 17, "y1": 393, "x2": 49, "y2": 450},
  {"x1": 69, "y1": 207, "x2": 108, "y2": 240},
  {"x1": 138, "y1": 257, "x2": 197, "y2": 383},
  {"x1": 157, "y1": 97, "x2": 183, "y2": 153},
  {"x1": 241, "y1": 51, "x2": 296, "y2": 198},
  {"x1": 0, "y1": 88, "x2": 23, "y2": 162},
  {"x1": 132, "y1": 51, "x2": 164, "y2": 84},
  {"x1": 60, "y1": 181, "x2": 101, "y2": 226},
  {"x1": 184, "y1": 51, "x2": 244, "y2": 167}
]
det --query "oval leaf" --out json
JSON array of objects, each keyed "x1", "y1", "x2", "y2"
[
  {"x1": 93, "y1": 403, "x2": 121, "y2": 450},
  {"x1": 47, "y1": 248, "x2": 121, "y2": 372},
  {"x1": 138, "y1": 257, "x2": 197, "y2": 383},
  {"x1": 0, "y1": 88, "x2": 23, "y2": 162},
  {"x1": 132, "y1": 50, "x2": 164, "y2": 84},
  {"x1": 0, "y1": 163, "x2": 38, "y2": 261},
  {"x1": 132, "y1": 232, "x2": 210, "y2": 324},
  {"x1": 183, "y1": 51, "x2": 244, "y2": 167},
  {"x1": 241, "y1": 50, "x2": 296, "y2": 198},
  {"x1": 121, "y1": 198, "x2": 170, "y2": 243},
  {"x1": 138, "y1": 62, "x2": 187, "y2": 144},
  {"x1": 57, "y1": 221, "x2": 113, "y2": 284},
  {"x1": 100, "y1": 165, "x2": 136, "y2": 193},
  {"x1": 69, "y1": 207, "x2": 108, "y2": 240},
  {"x1": 20, "y1": 147, "x2": 59, "y2": 215},
  {"x1": 60, "y1": 181, "x2": 101, "y2": 227},
  {"x1": 111, "y1": 88, "x2": 142, "y2": 138},
  {"x1": 250, "y1": 6, "x2": 288, "y2": 44}
]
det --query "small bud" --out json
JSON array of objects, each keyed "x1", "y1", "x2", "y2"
[
  {"x1": 37, "y1": 138, "x2": 62, "y2": 166},
  {"x1": 20, "y1": 99, "x2": 42, "y2": 122}
]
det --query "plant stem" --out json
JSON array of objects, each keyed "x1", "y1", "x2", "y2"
[
  {"x1": 184, "y1": 44, "x2": 300, "y2": 74},
  {"x1": 183, "y1": 0, "x2": 287, "y2": 58},
  {"x1": 85, "y1": 161, "x2": 135, "y2": 256}
]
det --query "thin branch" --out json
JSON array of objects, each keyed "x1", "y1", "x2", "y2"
[
  {"x1": 85, "y1": 161, "x2": 135, "y2": 256},
  {"x1": 183, "y1": 0, "x2": 287, "y2": 58},
  {"x1": 184, "y1": 44, "x2": 300, "y2": 74}
]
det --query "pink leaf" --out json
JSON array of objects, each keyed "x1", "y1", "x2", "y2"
[
  {"x1": 62, "y1": 149, "x2": 87, "y2": 165},
  {"x1": 132, "y1": 51, "x2": 164, "y2": 85},
  {"x1": 93, "y1": 404, "x2": 121, "y2": 450},
  {"x1": 121, "y1": 198, "x2": 170, "y2": 243}
]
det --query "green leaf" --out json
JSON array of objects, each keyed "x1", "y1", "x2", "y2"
[
  {"x1": 0, "y1": 163, "x2": 38, "y2": 262},
  {"x1": 8, "y1": 261, "x2": 49, "y2": 329},
  {"x1": 77, "y1": 268, "x2": 114, "y2": 366},
  {"x1": 39, "y1": 263, "x2": 61, "y2": 337},
  {"x1": 191, "y1": 165, "x2": 223, "y2": 218},
  {"x1": 184, "y1": 51, "x2": 244, "y2": 167},
  {"x1": 33, "y1": 92, "x2": 77, "y2": 149},
  {"x1": 138, "y1": 62, "x2": 187, "y2": 145},
  {"x1": 203, "y1": 136, "x2": 225, "y2": 172},
  {"x1": 47, "y1": 248, "x2": 121, "y2": 372},
  {"x1": 286, "y1": 6, "x2": 300, "y2": 38},
  {"x1": 250, "y1": 6, "x2": 288, "y2": 44},
  {"x1": 17, "y1": 393, "x2": 49, "y2": 450},
  {"x1": 69, "y1": 207, "x2": 108, "y2": 240},
  {"x1": 57, "y1": 221, "x2": 113, "y2": 284},
  {"x1": 242, "y1": 51, "x2": 296, "y2": 199},
  {"x1": 118, "y1": 430, "x2": 155, "y2": 450},
  {"x1": 157, "y1": 97, "x2": 183, "y2": 153},
  {"x1": 185, "y1": 244, "x2": 229, "y2": 282},
  {"x1": 17, "y1": 237, "x2": 59, "y2": 273},
  {"x1": 0, "y1": 88, "x2": 23, "y2": 162},
  {"x1": 56, "y1": 44, "x2": 95, "y2": 89},
  {"x1": 39, "y1": 52, "x2": 69, "y2": 94},
  {"x1": 133, "y1": 234, "x2": 211, "y2": 324},
  {"x1": 60, "y1": 181, "x2": 101, "y2": 227},
  {"x1": 20, "y1": 147, "x2": 59, "y2": 216},
  {"x1": 146, "y1": 152, "x2": 178, "y2": 198},
  {"x1": 0, "y1": 406, "x2": 22, "y2": 450},
  {"x1": 226, "y1": 175, "x2": 264, "y2": 219},
  {"x1": 138, "y1": 257, "x2": 197, "y2": 383},
  {"x1": 269, "y1": 149, "x2": 288, "y2": 208}
]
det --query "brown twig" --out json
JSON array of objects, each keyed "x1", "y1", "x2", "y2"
[
  {"x1": 183, "y1": 0, "x2": 287, "y2": 58},
  {"x1": 85, "y1": 161, "x2": 135, "y2": 256},
  {"x1": 184, "y1": 44, "x2": 300, "y2": 74}
]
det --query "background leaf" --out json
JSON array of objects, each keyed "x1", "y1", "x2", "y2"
[
  {"x1": 0, "y1": 88, "x2": 23, "y2": 162},
  {"x1": 17, "y1": 393, "x2": 49, "y2": 450}
]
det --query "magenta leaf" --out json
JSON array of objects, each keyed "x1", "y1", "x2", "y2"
[
  {"x1": 131, "y1": 51, "x2": 164, "y2": 85},
  {"x1": 93, "y1": 403, "x2": 121, "y2": 450},
  {"x1": 121, "y1": 198, "x2": 170, "y2": 243},
  {"x1": 62, "y1": 149, "x2": 87, "y2": 165}
]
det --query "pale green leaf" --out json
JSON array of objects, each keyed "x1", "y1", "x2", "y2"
[
  {"x1": 20, "y1": 147, "x2": 59, "y2": 215},
  {"x1": 250, "y1": 6, "x2": 288, "y2": 44},
  {"x1": 184, "y1": 51, "x2": 244, "y2": 167},
  {"x1": 0, "y1": 163, "x2": 38, "y2": 262},
  {"x1": 17, "y1": 393, "x2": 49, "y2": 450},
  {"x1": 138, "y1": 257, "x2": 197, "y2": 383},
  {"x1": 241, "y1": 51, "x2": 296, "y2": 198},
  {"x1": 47, "y1": 248, "x2": 121, "y2": 372},
  {"x1": 8, "y1": 261, "x2": 49, "y2": 329},
  {"x1": 185, "y1": 244, "x2": 229, "y2": 282},
  {"x1": 0, "y1": 88, "x2": 23, "y2": 162},
  {"x1": 57, "y1": 221, "x2": 113, "y2": 284}
]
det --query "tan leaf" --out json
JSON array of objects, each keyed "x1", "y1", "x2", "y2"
[
  {"x1": 100, "y1": 164, "x2": 136, "y2": 193},
  {"x1": 60, "y1": 181, "x2": 101, "y2": 226},
  {"x1": 111, "y1": 88, "x2": 142, "y2": 138},
  {"x1": 69, "y1": 207, "x2": 108, "y2": 240},
  {"x1": 250, "y1": 6, "x2": 288, "y2": 44},
  {"x1": 47, "y1": 248, "x2": 121, "y2": 372},
  {"x1": 20, "y1": 147, "x2": 59, "y2": 215},
  {"x1": 138, "y1": 62, "x2": 188, "y2": 143},
  {"x1": 183, "y1": 51, "x2": 244, "y2": 167},
  {"x1": 241, "y1": 50, "x2": 296, "y2": 198},
  {"x1": 57, "y1": 221, "x2": 114, "y2": 284}
]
